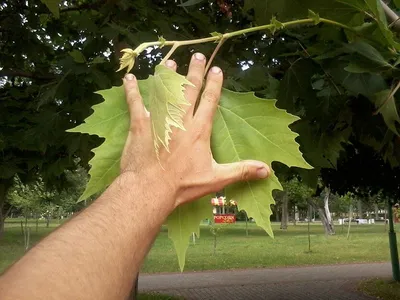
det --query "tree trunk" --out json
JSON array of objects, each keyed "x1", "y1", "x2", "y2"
[
  {"x1": 374, "y1": 203, "x2": 379, "y2": 220},
  {"x1": 357, "y1": 200, "x2": 363, "y2": 219},
  {"x1": 0, "y1": 179, "x2": 12, "y2": 238},
  {"x1": 280, "y1": 192, "x2": 289, "y2": 230},
  {"x1": 292, "y1": 206, "x2": 296, "y2": 226},
  {"x1": 347, "y1": 205, "x2": 353, "y2": 239},
  {"x1": 307, "y1": 204, "x2": 312, "y2": 252},
  {"x1": 36, "y1": 214, "x2": 39, "y2": 232},
  {"x1": 318, "y1": 208, "x2": 335, "y2": 235},
  {"x1": 275, "y1": 208, "x2": 280, "y2": 222},
  {"x1": 321, "y1": 187, "x2": 335, "y2": 235},
  {"x1": 245, "y1": 211, "x2": 249, "y2": 237},
  {"x1": 46, "y1": 212, "x2": 50, "y2": 228},
  {"x1": 385, "y1": 209, "x2": 388, "y2": 232}
]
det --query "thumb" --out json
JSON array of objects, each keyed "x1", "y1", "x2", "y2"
[{"x1": 214, "y1": 160, "x2": 270, "y2": 188}]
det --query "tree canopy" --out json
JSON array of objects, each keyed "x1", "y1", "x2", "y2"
[{"x1": 2, "y1": 0, "x2": 400, "y2": 232}]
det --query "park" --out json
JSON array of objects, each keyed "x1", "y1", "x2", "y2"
[{"x1": 3, "y1": 0, "x2": 400, "y2": 299}]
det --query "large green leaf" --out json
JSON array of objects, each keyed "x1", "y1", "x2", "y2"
[
  {"x1": 344, "y1": 41, "x2": 394, "y2": 73},
  {"x1": 211, "y1": 89, "x2": 312, "y2": 236},
  {"x1": 339, "y1": 0, "x2": 400, "y2": 49},
  {"x1": 68, "y1": 86, "x2": 129, "y2": 200},
  {"x1": 167, "y1": 195, "x2": 212, "y2": 271},
  {"x1": 277, "y1": 59, "x2": 319, "y2": 114},
  {"x1": 374, "y1": 90, "x2": 400, "y2": 135},
  {"x1": 40, "y1": 0, "x2": 61, "y2": 19}
]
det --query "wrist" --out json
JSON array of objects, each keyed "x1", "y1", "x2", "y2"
[{"x1": 114, "y1": 169, "x2": 177, "y2": 216}]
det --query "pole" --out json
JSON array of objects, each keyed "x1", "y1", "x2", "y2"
[{"x1": 387, "y1": 200, "x2": 400, "y2": 281}]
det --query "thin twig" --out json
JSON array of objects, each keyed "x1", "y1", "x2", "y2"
[
  {"x1": 374, "y1": 80, "x2": 400, "y2": 115},
  {"x1": 298, "y1": 42, "x2": 342, "y2": 96},
  {"x1": 205, "y1": 38, "x2": 226, "y2": 74},
  {"x1": 160, "y1": 44, "x2": 180, "y2": 65}
]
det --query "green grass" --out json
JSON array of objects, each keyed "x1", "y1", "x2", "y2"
[
  {"x1": 137, "y1": 293, "x2": 182, "y2": 300},
  {"x1": 1, "y1": 219, "x2": 398, "y2": 274},
  {"x1": 358, "y1": 278, "x2": 400, "y2": 300},
  {"x1": 142, "y1": 222, "x2": 397, "y2": 273}
]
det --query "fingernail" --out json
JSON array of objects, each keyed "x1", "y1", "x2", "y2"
[
  {"x1": 194, "y1": 53, "x2": 205, "y2": 61},
  {"x1": 166, "y1": 60, "x2": 175, "y2": 67},
  {"x1": 257, "y1": 167, "x2": 269, "y2": 179},
  {"x1": 125, "y1": 73, "x2": 135, "y2": 81},
  {"x1": 211, "y1": 66, "x2": 221, "y2": 74}
]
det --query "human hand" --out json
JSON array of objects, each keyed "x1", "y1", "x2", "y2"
[{"x1": 120, "y1": 53, "x2": 270, "y2": 210}]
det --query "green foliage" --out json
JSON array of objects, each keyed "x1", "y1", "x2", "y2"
[
  {"x1": 283, "y1": 177, "x2": 314, "y2": 209},
  {"x1": 40, "y1": 0, "x2": 61, "y2": 18},
  {"x1": 5, "y1": 0, "x2": 400, "y2": 270},
  {"x1": 8, "y1": 177, "x2": 50, "y2": 216}
]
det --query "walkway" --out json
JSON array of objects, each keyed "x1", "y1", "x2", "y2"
[{"x1": 139, "y1": 262, "x2": 391, "y2": 299}]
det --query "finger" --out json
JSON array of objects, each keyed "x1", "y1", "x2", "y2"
[
  {"x1": 123, "y1": 73, "x2": 146, "y2": 123},
  {"x1": 165, "y1": 59, "x2": 177, "y2": 72},
  {"x1": 213, "y1": 160, "x2": 270, "y2": 189},
  {"x1": 185, "y1": 53, "x2": 207, "y2": 112},
  {"x1": 193, "y1": 66, "x2": 223, "y2": 133}
]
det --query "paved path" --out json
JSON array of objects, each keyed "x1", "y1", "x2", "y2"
[{"x1": 139, "y1": 263, "x2": 392, "y2": 299}]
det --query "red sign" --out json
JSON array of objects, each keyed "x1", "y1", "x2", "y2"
[{"x1": 214, "y1": 214, "x2": 236, "y2": 223}]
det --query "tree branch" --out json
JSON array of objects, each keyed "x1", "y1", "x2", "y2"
[
  {"x1": 380, "y1": 0, "x2": 400, "y2": 32},
  {"x1": 0, "y1": 70, "x2": 56, "y2": 80}
]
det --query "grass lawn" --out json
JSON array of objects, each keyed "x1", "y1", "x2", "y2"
[
  {"x1": 1, "y1": 219, "x2": 398, "y2": 274},
  {"x1": 138, "y1": 293, "x2": 182, "y2": 300},
  {"x1": 358, "y1": 278, "x2": 400, "y2": 300}
]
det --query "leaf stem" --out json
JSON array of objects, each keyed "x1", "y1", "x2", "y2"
[{"x1": 205, "y1": 38, "x2": 226, "y2": 73}]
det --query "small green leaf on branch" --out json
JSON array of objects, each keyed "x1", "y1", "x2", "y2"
[
  {"x1": 158, "y1": 36, "x2": 167, "y2": 48},
  {"x1": 270, "y1": 16, "x2": 284, "y2": 35},
  {"x1": 210, "y1": 31, "x2": 223, "y2": 42},
  {"x1": 117, "y1": 49, "x2": 137, "y2": 73},
  {"x1": 308, "y1": 9, "x2": 320, "y2": 25}
]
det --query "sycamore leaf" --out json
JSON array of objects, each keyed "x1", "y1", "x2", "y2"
[
  {"x1": 40, "y1": 0, "x2": 61, "y2": 18},
  {"x1": 211, "y1": 89, "x2": 312, "y2": 236},
  {"x1": 167, "y1": 195, "x2": 212, "y2": 272},
  {"x1": 344, "y1": 41, "x2": 394, "y2": 71},
  {"x1": 374, "y1": 90, "x2": 400, "y2": 136},
  {"x1": 67, "y1": 86, "x2": 129, "y2": 200},
  {"x1": 147, "y1": 65, "x2": 194, "y2": 156}
]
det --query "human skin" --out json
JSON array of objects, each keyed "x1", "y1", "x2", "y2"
[{"x1": 0, "y1": 53, "x2": 270, "y2": 300}]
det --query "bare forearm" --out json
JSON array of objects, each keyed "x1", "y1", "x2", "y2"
[{"x1": 0, "y1": 173, "x2": 174, "y2": 300}]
